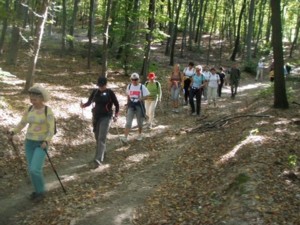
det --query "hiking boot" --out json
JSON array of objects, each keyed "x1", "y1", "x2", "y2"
[
  {"x1": 29, "y1": 192, "x2": 45, "y2": 202},
  {"x1": 137, "y1": 134, "x2": 143, "y2": 141},
  {"x1": 120, "y1": 136, "x2": 128, "y2": 143}
]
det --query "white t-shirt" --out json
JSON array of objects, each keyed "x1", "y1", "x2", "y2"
[
  {"x1": 183, "y1": 67, "x2": 195, "y2": 78},
  {"x1": 202, "y1": 71, "x2": 212, "y2": 80},
  {"x1": 208, "y1": 74, "x2": 220, "y2": 88},
  {"x1": 258, "y1": 61, "x2": 264, "y2": 69},
  {"x1": 126, "y1": 84, "x2": 150, "y2": 102}
]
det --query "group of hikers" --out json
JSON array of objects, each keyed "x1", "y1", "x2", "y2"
[{"x1": 8, "y1": 61, "x2": 242, "y2": 202}]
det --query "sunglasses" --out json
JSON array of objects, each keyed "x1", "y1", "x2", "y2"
[{"x1": 131, "y1": 79, "x2": 138, "y2": 81}]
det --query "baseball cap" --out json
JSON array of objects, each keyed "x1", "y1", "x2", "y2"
[
  {"x1": 130, "y1": 73, "x2": 139, "y2": 80},
  {"x1": 148, "y1": 72, "x2": 156, "y2": 80},
  {"x1": 97, "y1": 77, "x2": 107, "y2": 86}
]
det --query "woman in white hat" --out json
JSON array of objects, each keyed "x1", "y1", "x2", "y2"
[{"x1": 9, "y1": 84, "x2": 55, "y2": 202}]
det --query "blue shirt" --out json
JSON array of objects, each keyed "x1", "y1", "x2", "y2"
[{"x1": 191, "y1": 74, "x2": 206, "y2": 89}]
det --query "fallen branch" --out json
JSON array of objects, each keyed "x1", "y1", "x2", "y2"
[
  {"x1": 184, "y1": 114, "x2": 272, "y2": 133},
  {"x1": 292, "y1": 101, "x2": 300, "y2": 106}
]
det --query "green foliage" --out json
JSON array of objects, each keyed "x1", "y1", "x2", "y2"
[
  {"x1": 258, "y1": 43, "x2": 272, "y2": 56},
  {"x1": 288, "y1": 155, "x2": 298, "y2": 168},
  {"x1": 256, "y1": 83, "x2": 273, "y2": 99},
  {"x1": 243, "y1": 60, "x2": 257, "y2": 75},
  {"x1": 65, "y1": 35, "x2": 74, "y2": 42}
]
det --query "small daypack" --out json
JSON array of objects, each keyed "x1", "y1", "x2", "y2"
[
  {"x1": 145, "y1": 81, "x2": 159, "y2": 90},
  {"x1": 28, "y1": 105, "x2": 57, "y2": 135}
]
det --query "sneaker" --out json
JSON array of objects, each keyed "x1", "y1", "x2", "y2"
[
  {"x1": 174, "y1": 109, "x2": 179, "y2": 113},
  {"x1": 120, "y1": 136, "x2": 128, "y2": 143},
  {"x1": 191, "y1": 112, "x2": 197, "y2": 116},
  {"x1": 137, "y1": 134, "x2": 143, "y2": 141}
]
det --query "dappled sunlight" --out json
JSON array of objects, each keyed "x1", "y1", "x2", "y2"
[
  {"x1": 239, "y1": 83, "x2": 270, "y2": 92},
  {"x1": 217, "y1": 134, "x2": 266, "y2": 165},
  {"x1": 126, "y1": 153, "x2": 150, "y2": 163},
  {"x1": 114, "y1": 207, "x2": 133, "y2": 225}
]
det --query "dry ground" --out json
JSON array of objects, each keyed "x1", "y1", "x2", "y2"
[{"x1": 0, "y1": 45, "x2": 300, "y2": 225}]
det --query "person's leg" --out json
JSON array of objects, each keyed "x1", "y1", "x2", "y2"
[
  {"x1": 212, "y1": 87, "x2": 218, "y2": 106},
  {"x1": 148, "y1": 100, "x2": 156, "y2": 126},
  {"x1": 195, "y1": 89, "x2": 201, "y2": 115},
  {"x1": 174, "y1": 87, "x2": 181, "y2": 112},
  {"x1": 203, "y1": 87, "x2": 207, "y2": 100},
  {"x1": 230, "y1": 84, "x2": 234, "y2": 98},
  {"x1": 124, "y1": 108, "x2": 135, "y2": 138},
  {"x1": 255, "y1": 68, "x2": 260, "y2": 81},
  {"x1": 136, "y1": 106, "x2": 144, "y2": 139},
  {"x1": 189, "y1": 89, "x2": 195, "y2": 113},
  {"x1": 144, "y1": 100, "x2": 151, "y2": 120},
  {"x1": 207, "y1": 87, "x2": 213, "y2": 104},
  {"x1": 26, "y1": 141, "x2": 46, "y2": 194},
  {"x1": 95, "y1": 116, "x2": 111, "y2": 163}
]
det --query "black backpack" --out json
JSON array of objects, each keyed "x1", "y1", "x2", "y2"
[{"x1": 28, "y1": 105, "x2": 57, "y2": 135}]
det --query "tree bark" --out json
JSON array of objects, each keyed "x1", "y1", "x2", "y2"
[
  {"x1": 0, "y1": 0, "x2": 9, "y2": 55},
  {"x1": 24, "y1": 0, "x2": 50, "y2": 91},
  {"x1": 270, "y1": 0, "x2": 288, "y2": 109},
  {"x1": 68, "y1": 0, "x2": 81, "y2": 50},
  {"x1": 101, "y1": 0, "x2": 113, "y2": 77},
  {"x1": 230, "y1": 0, "x2": 246, "y2": 61},
  {"x1": 246, "y1": 0, "x2": 255, "y2": 61}
]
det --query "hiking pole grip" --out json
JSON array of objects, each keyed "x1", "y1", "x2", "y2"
[{"x1": 44, "y1": 150, "x2": 67, "y2": 194}]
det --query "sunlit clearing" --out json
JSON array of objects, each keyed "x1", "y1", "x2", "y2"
[
  {"x1": 218, "y1": 134, "x2": 266, "y2": 165},
  {"x1": 126, "y1": 153, "x2": 149, "y2": 163},
  {"x1": 114, "y1": 207, "x2": 133, "y2": 225}
]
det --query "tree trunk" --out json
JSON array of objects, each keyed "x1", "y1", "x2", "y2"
[
  {"x1": 6, "y1": 0, "x2": 23, "y2": 65},
  {"x1": 230, "y1": 0, "x2": 246, "y2": 61},
  {"x1": 87, "y1": 0, "x2": 95, "y2": 69},
  {"x1": 253, "y1": 0, "x2": 267, "y2": 58},
  {"x1": 169, "y1": 0, "x2": 183, "y2": 66},
  {"x1": 0, "y1": 0, "x2": 9, "y2": 55},
  {"x1": 68, "y1": 0, "x2": 81, "y2": 50},
  {"x1": 289, "y1": 12, "x2": 300, "y2": 58},
  {"x1": 101, "y1": 0, "x2": 113, "y2": 77},
  {"x1": 141, "y1": 0, "x2": 156, "y2": 81},
  {"x1": 206, "y1": 0, "x2": 219, "y2": 65},
  {"x1": 61, "y1": 0, "x2": 67, "y2": 53},
  {"x1": 246, "y1": 0, "x2": 255, "y2": 61},
  {"x1": 270, "y1": 0, "x2": 288, "y2": 109},
  {"x1": 165, "y1": 0, "x2": 173, "y2": 56},
  {"x1": 24, "y1": 0, "x2": 50, "y2": 91}
]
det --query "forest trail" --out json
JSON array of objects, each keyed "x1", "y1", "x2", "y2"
[{"x1": 1, "y1": 67, "x2": 286, "y2": 225}]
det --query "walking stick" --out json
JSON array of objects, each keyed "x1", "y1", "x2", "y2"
[{"x1": 44, "y1": 150, "x2": 67, "y2": 194}]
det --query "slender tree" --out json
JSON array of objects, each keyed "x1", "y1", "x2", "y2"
[
  {"x1": 0, "y1": 0, "x2": 9, "y2": 55},
  {"x1": 270, "y1": 0, "x2": 288, "y2": 109},
  {"x1": 246, "y1": 0, "x2": 255, "y2": 61},
  {"x1": 230, "y1": 0, "x2": 246, "y2": 61},
  {"x1": 140, "y1": 0, "x2": 156, "y2": 81},
  {"x1": 289, "y1": 11, "x2": 300, "y2": 58},
  {"x1": 68, "y1": 0, "x2": 81, "y2": 50},
  {"x1": 101, "y1": 0, "x2": 113, "y2": 77},
  {"x1": 24, "y1": 0, "x2": 50, "y2": 91}
]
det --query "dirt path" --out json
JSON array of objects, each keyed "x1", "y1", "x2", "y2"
[{"x1": 0, "y1": 69, "x2": 274, "y2": 225}]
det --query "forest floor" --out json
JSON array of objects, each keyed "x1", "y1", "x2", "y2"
[{"x1": 0, "y1": 42, "x2": 300, "y2": 225}]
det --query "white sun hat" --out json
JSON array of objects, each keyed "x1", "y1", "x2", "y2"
[{"x1": 28, "y1": 84, "x2": 50, "y2": 102}]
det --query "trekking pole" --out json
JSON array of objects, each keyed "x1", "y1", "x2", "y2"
[{"x1": 44, "y1": 150, "x2": 67, "y2": 194}]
